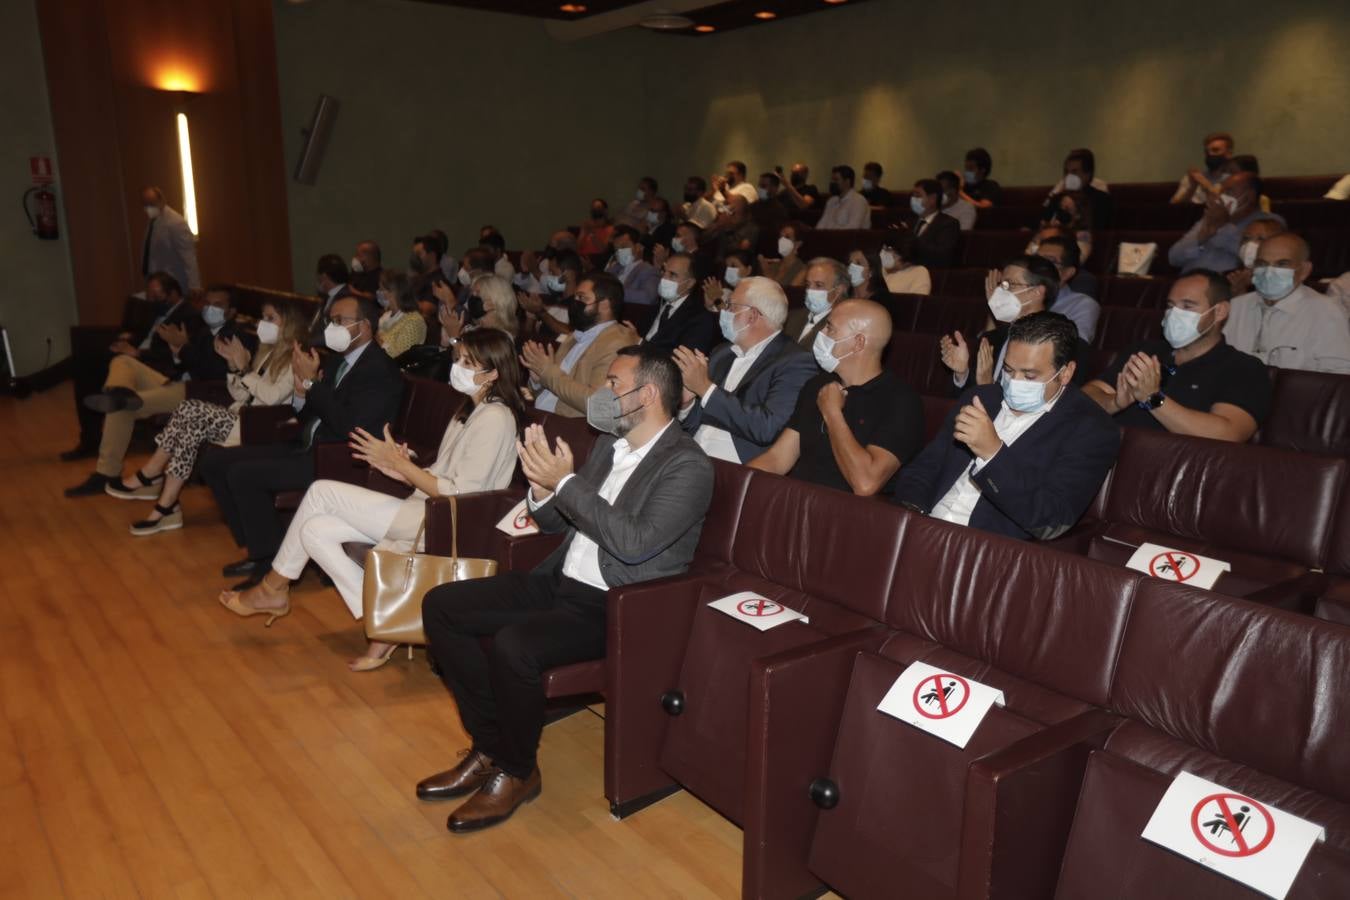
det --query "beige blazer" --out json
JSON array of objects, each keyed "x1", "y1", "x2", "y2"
[
  {"x1": 379, "y1": 400, "x2": 518, "y2": 549},
  {"x1": 534, "y1": 322, "x2": 638, "y2": 417},
  {"x1": 221, "y1": 347, "x2": 295, "y2": 446}
]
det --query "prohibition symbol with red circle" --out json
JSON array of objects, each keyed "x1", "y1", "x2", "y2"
[
  {"x1": 1190, "y1": 793, "x2": 1275, "y2": 857},
  {"x1": 737, "y1": 597, "x2": 784, "y2": 618},
  {"x1": 513, "y1": 511, "x2": 533, "y2": 530},
  {"x1": 1149, "y1": 550, "x2": 1201, "y2": 583},
  {"x1": 911, "y1": 673, "x2": 970, "y2": 719}
]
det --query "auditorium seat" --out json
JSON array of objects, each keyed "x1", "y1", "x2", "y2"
[
  {"x1": 1304, "y1": 227, "x2": 1350, "y2": 279},
  {"x1": 1258, "y1": 368, "x2": 1350, "y2": 456},
  {"x1": 1111, "y1": 204, "x2": 1199, "y2": 231},
  {"x1": 960, "y1": 230, "x2": 1031, "y2": 269},
  {"x1": 885, "y1": 330, "x2": 951, "y2": 396},
  {"x1": 972, "y1": 205, "x2": 1041, "y2": 230},
  {"x1": 931, "y1": 266, "x2": 989, "y2": 299},
  {"x1": 911, "y1": 295, "x2": 988, "y2": 338},
  {"x1": 797, "y1": 229, "x2": 892, "y2": 263},
  {"x1": 1264, "y1": 175, "x2": 1341, "y2": 199},
  {"x1": 1095, "y1": 231, "x2": 1185, "y2": 277},
  {"x1": 1099, "y1": 275, "x2": 1174, "y2": 308},
  {"x1": 1107, "y1": 182, "x2": 1179, "y2": 205},
  {"x1": 1093, "y1": 305, "x2": 1162, "y2": 350},
  {"x1": 881, "y1": 292, "x2": 922, "y2": 332},
  {"x1": 998, "y1": 185, "x2": 1055, "y2": 206},
  {"x1": 1271, "y1": 199, "x2": 1350, "y2": 230}
]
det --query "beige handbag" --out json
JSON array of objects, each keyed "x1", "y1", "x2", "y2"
[{"x1": 362, "y1": 495, "x2": 498, "y2": 645}]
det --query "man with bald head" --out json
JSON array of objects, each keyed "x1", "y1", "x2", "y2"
[
  {"x1": 1224, "y1": 233, "x2": 1350, "y2": 373},
  {"x1": 139, "y1": 186, "x2": 200, "y2": 294},
  {"x1": 1167, "y1": 171, "x2": 1284, "y2": 274},
  {"x1": 750, "y1": 299, "x2": 923, "y2": 496},
  {"x1": 348, "y1": 240, "x2": 382, "y2": 298},
  {"x1": 674, "y1": 276, "x2": 817, "y2": 463}
]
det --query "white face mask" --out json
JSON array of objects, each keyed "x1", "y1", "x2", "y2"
[
  {"x1": 658, "y1": 277, "x2": 680, "y2": 301},
  {"x1": 1002, "y1": 366, "x2": 1065, "y2": 413},
  {"x1": 861, "y1": 179, "x2": 875, "y2": 191},
  {"x1": 671, "y1": 237, "x2": 686, "y2": 254},
  {"x1": 646, "y1": 210, "x2": 661, "y2": 226},
  {"x1": 724, "y1": 266, "x2": 742, "y2": 287},
  {"x1": 757, "y1": 187, "x2": 770, "y2": 201},
  {"x1": 544, "y1": 273, "x2": 567, "y2": 294},
  {"x1": 777, "y1": 236, "x2": 795, "y2": 258},
  {"x1": 1162, "y1": 306, "x2": 1212, "y2": 349},
  {"x1": 635, "y1": 189, "x2": 646, "y2": 202},
  {"x1": 1239, "y1": 240, "x2": 1259, "y2": 269},
  {"x1": 376, "y1": 288, "x2": 392, "y2": 309},
  {"x1": 350, "y1": 256, "x2": 364, "y2": 274},
  {"x1": 202, "y1": 305, "x2": 227, "y2": 328},
  {"x1": 909, "y1": 196, "x2": 926, "y2": 216},
  {"x1": 812, "y1": 330, "x2": 859, "y2": 373},
  {"x1": 1253, "y1": 265, "x2": 1297, "y2": 301},
  {"x1": 1219, "y1": 193, "x2": 1239, "y2": 215},
  {"x1": 805, "y1": 288, "x2": 831, "y2": 316},
  {"x1": 615, "y1": 246, "x2": 634, "y2": 267},
  {"x1": 256, "y1": 320, "x2": 280, "y2": 345},
  {"x1": 457, "y1": 268, "x2": 472, "y2": 287},
  {"x1": 847, "y1": 263, "x2": 866, "y2": 287},
  {"x1": 449, "y1": 362, "x2": 483, "y2": 396},
  {"x1": 1063, "y1": 173, "x2": 1084, "y2": 192},
  {"x1": 324, "y1": 322, "x2": 355, "y2": 353},
  {"x1": 144, "y1": 205, "x2": 161, "y2": 220},
  {"x1": 988, "y1": 286, "x2": 1030, "y2": 323},
  {"x1": 879, "y1": 249, "x2": 897, "y2": 270}
]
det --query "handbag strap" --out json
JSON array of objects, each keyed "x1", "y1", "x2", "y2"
[{"x1": 411, "y1": 495, "x2": 460, "y2": 564}]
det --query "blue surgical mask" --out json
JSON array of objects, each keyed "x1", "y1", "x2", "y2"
[
  {"x1": 1252, "y1": 265, "x2": 1297, "y2": 301},
  {"x1": 1162, "y1": 307, "x2": 1211, "y2": 349},
  {"x1": 544, "y1": 273, "x2": 566, "y2": 294},
  {"x1": 202, "y1": 305, "x2": 227, "y2": 328},
  {"x1": 910, "y1": 196, "x2": 926, "y2": 216},
  {"x1": 1001, "y1": 367, "x2": 1064, "y2": 413},
  {"x1": 805, "y1": 289, "x2": 831, "y2": 316},
  {"x1": 719, "y1": 307, "x2": 748, "y2": 342},
  {"x1": 671, "y1": 237, "x2": 686, "y2": 254},
  {"x1": 615, "y1": 246, "x2": 634, "y2": 267},
  {"x1": 812, "y1": 330, "x2": 859, "y2": 373},
  {"x1": 963, "y1": 170, "x2": 978, "y2": 186}
]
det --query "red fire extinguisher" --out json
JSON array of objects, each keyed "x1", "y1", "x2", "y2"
[{"x1": 23, "y1": 185, "x2": 59, "y2": 240}]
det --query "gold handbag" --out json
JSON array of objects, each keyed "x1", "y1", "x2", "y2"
[{"x1": 362, "y1": 495, "x2": 498, "y2": 645}]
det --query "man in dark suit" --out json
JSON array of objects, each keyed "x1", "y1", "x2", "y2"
[
  {"x1": 201, "y1": 295, "x2": 403, "y2": 586},
  {"x1": 895, "y1": 312, "x2": 1120, "y2": 541},
  {"x1": 783, "y1": 257, "x2": 849, "y2": 348},
  {"x1": 909, "y1": 178, "x2": 962, "y2": 268},
  {"x1": 348, "y1": 240, "x2": 383, "y2": 299},
  {"x1": 307, "y1": 254, "x2": 352, "y2": 345},
  {"x1": 674, "y1": 276, "x2": 818, "y2": 463},
  {"x1": 63, "y1": 271, "x2": 198, "y2": 461},
  {"x1": 642, "y1": 253, "x2": 720, "y2": 354},
  {"x1": 418, "y1": 345, "x2": 714, "y2": 833}
]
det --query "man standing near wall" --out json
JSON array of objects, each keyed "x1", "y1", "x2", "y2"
[{"x1": 139, "y1": 187, "x2": 200, "y2": 296}]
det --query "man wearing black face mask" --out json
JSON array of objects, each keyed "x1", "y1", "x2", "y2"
[
  {"x1": 681, "y1": 176, "x2": 718, "y2": 230},
  {"x1": 520, "y1": 273, "x2": 637, "y2": 418},
  {"x1": 418, "y1": 344, "x2": 711, "y2": 834},
  {"x1": 1172, "y1": 132, "x2": 1235, "y2": 205}
]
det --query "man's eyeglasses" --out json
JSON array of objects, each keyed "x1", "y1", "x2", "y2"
[{"x1": 328, "y1": 315, "x2": 360, "y2": 326}]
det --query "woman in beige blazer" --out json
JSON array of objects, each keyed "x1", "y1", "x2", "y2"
[{"x1": 219, "y1": 329, "x2": 526, "y2": 671}]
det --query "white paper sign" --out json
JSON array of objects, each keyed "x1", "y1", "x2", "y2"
[
  {"x1": 1141, "y1": 771, "x2": 1325, "y2": 899},
  {"x1": 1126, "y1": 542, "x2": 1231, "y2": 590},
  {"x1": 495, "y1": 497, "x2": 540, "y2": 537},
  {"x1": 875, "y1": 661, "x2": 1005, "y2": 749},
  {"x1": 707, "y1": 592, "x2": 809, "y2": 632}
]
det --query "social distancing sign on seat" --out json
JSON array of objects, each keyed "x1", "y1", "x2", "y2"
[
  {"x1": 1141, "y1": 771, "x2": 1325, "y2": 899},
  {"x1": 496, "y1": 498, "x2": 540, "y2": 536},
  {"x1": 708, "y1": 592, "x2": 808, "y2": 632},
  {"x1": 875, "y1": 661, "x2": 1005, "y2": 749},
  {"x1": 1126, "y1": 542, "x2": 1230, "y2": 590}
]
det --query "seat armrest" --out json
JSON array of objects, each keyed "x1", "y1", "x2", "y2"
[
  {"x1": 743, "y1": 627, "x2": 888, "y2": 900},
  {"x1": 313, "y1": 442, "x2": 367, "y2": 485},
  {"x1": 424, "y1": 490, "x2": 523, "y2": 557},
  {"x1": 239, "y1": 405, "x2": 298, "y2": 445},
  {"x1": 1241, "y1": 571, "x2": 1326, "y2": 614},
  {"x1": 957, "y1": 709, "x2": 1122, "y2": 900}
]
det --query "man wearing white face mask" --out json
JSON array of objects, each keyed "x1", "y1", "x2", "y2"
[
  {"x1": 897, "y1": 312, "x2": 1119, "y2": 541},
  {"x1": 619, "y1": 176, "x2": 658, "y2": 230},
  {"x1": 1168, "y1": 171, "x2": 1284, "y2": 274},
  {"x1": 673, "y1": 277, "x2": 816, "y2": 463},
  {"x1": 1223, "y1": 233, "x2": 1350, "y2": 373},
  {"x1": 758, "y1": 224, "x2": 807, "y2": 288},
  {"x1": 348, "y1": 240, "x2": 382, "y2": 299},
  {"x1": 604, "y1": 225, "x2": 659, "y2": 306},
  {"x1": 1226, "y1": 218, "x2": 1286, "y2": 295},
  {"x1": 642, "y1": 254, "x2": 720, "y2": 354},
  {"x1": 138, "y1": 186, "x2": 200, "y2": 295},
  {"x1": 908, "y1": 179, "x2": 961, "y2": 268},
  {"x1": 1084, "y1": 269, "x2": 1271, "y2": 442},
  {"x1": 1048, "y1": 149, "x2": 1113, "y2": 227},
  {"x1": 786, "y1": 258, "x2": 849, "y2": 348},
  {"x1": 749, "y1": 300, "x2": 923, "y2": 496}
]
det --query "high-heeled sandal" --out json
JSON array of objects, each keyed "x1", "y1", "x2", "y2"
[
  {"x1": 218, "y1": 582, "x2": 291, "y2": 627},
  {"x1": 105, "y1": 468, "x2": 165, "y2": 500},
  {"x1": 348, "y1": 643, "x2": 411, "y2": 673}
]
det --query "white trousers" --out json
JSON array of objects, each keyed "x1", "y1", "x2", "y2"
[{"x1": 272, "y1": 479, "x2": 404, "y2": 619}]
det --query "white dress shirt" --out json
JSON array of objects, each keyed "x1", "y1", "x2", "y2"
[
  {"x1": 647, "y1": 294, "x2": 689, "y2": 340},
  {"x1": 817, "y1": 190, "x2": 871, "y2": 230},
  {"x1": 683, "y1": 197, "x2": 718, "y2": 230},
  {"x1": 534, "y1": 320, "x2": 615, "y2": 412},
  {"x1": 692, "y1": 331, "x2": 777, "y2": 462},
  {"x1": 1223, "y1": 284, "x2": 1350, "y2": 374},
  {"x1": 931, "y1": 393, "x2": 1060, "y2": 527},
  {"x1": 797, "y1": 310, "x2": 826, "y2": 342},
  {"x1": 528, "y1": 420, "x2": 674, "y2": 590}
]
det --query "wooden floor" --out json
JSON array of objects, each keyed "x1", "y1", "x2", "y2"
[{"x1": 0, "y1": 384, "x2": 747, "y2": 899}]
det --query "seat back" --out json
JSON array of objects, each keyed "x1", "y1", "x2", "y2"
[
  {"x1": 395, "y1": 376, "x2": 467, "y2": 462},
  {"x1": 885, "y1": 330, "x2": 950, "y2": 396},
  {"x1": 1102, "y1": 428, "x2": 1346, "y2": 570},
  {"x1": 912, "y1": 295, "x2": 988, "y2": 337},
  {"x1": 1094, "y1": 304, "x2": 1163, "y2": 350},
  {"x1": 692, "y1": 460, "x2": 756, "y2": 569},
  {"x1": 959, "y1": 230, "x2": 1030, "y2": 268},
  {"x1": 1099, "y1": 275, "x2": 1174, "y2": 308}
]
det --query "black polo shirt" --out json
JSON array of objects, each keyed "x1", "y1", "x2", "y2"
[
  {"x1": 967, "y1": 178, "x2": 1001, "y2": 204},
  {"x1": 1096, "y1": 338, "x2": 1272, "y2": 429},
  {"x1": 786, "y1": 369, "x2": 925, "y2": 494}
]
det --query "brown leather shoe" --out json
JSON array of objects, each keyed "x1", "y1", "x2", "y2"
[
  {"x1": 416, "y1": 749, "x2": 494, "y2": 801},
  {"x1": 447, "y1": 767, "x2": 542, "y2": 833}
]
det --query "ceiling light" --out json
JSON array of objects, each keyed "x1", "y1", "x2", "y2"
[
  {"x1": 559, "y1": 3, "x2": 587, "y2": 12},
  {"x1": 824, "y1": 0, "x2": 848, "y2": 4},
  {"x1": 754, "y1": 10, "x2": 777, "y2": 19},
  {"x1": 694, "y1": 24, "x2": 715, "y2": 32},
  {"x1": 640, "y1": 13, "x2": 695, "y2": 30}
]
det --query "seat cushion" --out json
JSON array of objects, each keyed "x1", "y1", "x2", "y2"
[{"x1": 543, "y1": 660, "x2": 604, "y2": 699}]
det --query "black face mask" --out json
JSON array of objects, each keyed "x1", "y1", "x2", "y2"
[
  {"x1": 1204, "y1": 154, "x2": 1227, "y2": 171},
  {"x1": 466, "y1": 295, "x2": 486, "y2": 321},
  {"x1": 828, "y1": 182, "x2": 842, "y2": 197},
  {"x1": 408, "y1": 254, "x2": 426, "y2": 275},
  {"x1": 590, "y1": 208, "x2": 606, "y2": 220},
  {"x1": 1054, "y1": 208, "x2": 1073, "y2": 225},
  {"x1": 568, "y1": 297, "x2": 597, "y2": 331},
  {"x1": 790, "y1": 173, "x2": 806, "y2": 188},
  {"x1": 683, "y1": 190, "x2": 700, "y2": 203}
]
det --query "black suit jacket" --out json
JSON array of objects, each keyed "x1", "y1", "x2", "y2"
[
  {"x1": 913, "y1": 212, "x2": 962, "y2": 268},
  {"x1": 175, "y1": 323, "x2": 256, "y2": 382},
  {"x1": 308, "y1": 285, "x2": 354, "y2": 346},
  {"x1": 137, "y1": 301, "x2": 199, "y2": 376},
  {"x1": 894, "y1": 383, "x2": 1120, "y2": 541},
  {"x1": 947, "y1": 322, "x2": 1093, "y2": 397},
  {"x1": 645, "y1": 291, "x2": 721, "y2": 355},
  {"x1": 301, "y1": 341, "x2": 403, "y2": 445}
]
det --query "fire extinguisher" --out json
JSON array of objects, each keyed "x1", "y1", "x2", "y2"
[{"x1": 23, "y1": 185, "x2": 59, "y2": 240}]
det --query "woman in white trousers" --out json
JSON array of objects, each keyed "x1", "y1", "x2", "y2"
[{"x1": 219, "y1": 329, "x2": 526, "y2": 670}]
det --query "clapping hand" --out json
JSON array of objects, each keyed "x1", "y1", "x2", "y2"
[
  {"x1": 702, "y1": 276, "x2": 724, "y2": 309},
  {"x1": 215, "y1": 334, "x2": 251, "y2": 371},
  {"x1": 291, "y1": 341, "x2": 321, "y2": 381},
  {"x1": 939, "y1": 331, "x2": 970, "y2": 376},
  {"x1": 953, "y1": 396, "x2": 1002, "y2": 461},
  {"x1": 1122, "y1": 353, "x2": 1163, "y2": 403},
  {"x1": 817, "y1": 382, "x2": 846, "y2": 417},
  {"x1": 350, "y1": 424, "x2": 412, "y2": 483},
  {"x1": 157, "y1": 321, "x2": 189, "y2": 351},
  {"x1": 517, "y1": 423, "x2": 574, "y2": 497},
  {"x1": 974, "y1": 337, "x2": 994, "y2": 385},
  {"x1": 519, "y1": 340, "x2": 556, "y2": 375},
  {"x1": 672, "y1": 346, "x2": 713, "y2": 396}
]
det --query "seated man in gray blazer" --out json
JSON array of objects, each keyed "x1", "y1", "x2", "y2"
[
  {"x1": 673, "y1": 276, "x2": 818, "y2": 463},
  {"x1": 418, "y1": 345, "x2": 714, "y2": 834}
]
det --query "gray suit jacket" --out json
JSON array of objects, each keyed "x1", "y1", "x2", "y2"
[
  {"x1": 531, "y1": 422, "x2": 715, "y2": 588},
  {"x1": 680, "y1": 331, "x2": 818, "y2": 462},
  {"x1": 142, "y1": 206, "x2": 201, "y2": 291}
]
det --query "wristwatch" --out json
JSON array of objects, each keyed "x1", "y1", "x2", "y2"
[{"x1": 1138, "y1": 391, "x2": 1166, "y2": 411}]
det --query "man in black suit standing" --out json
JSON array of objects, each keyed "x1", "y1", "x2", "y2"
[
  {"x1": 202, "y1": 295, "x2": 403, "y2": 587},
  {"x1": 909, "y1": 178, "x2": 962, "y2": 269},
  {"x1": 417, "y1": 345, "x2": 714, "y2": 833},
  {"x1": 641, "y1": 253, "x2": 720, "y2": 354},
  {"x1": 895, "y1": 312, "x2": 1119, "y2": 541},
  {"x1": 307, "y1": 254, "x2": 352, "y2": 345}
]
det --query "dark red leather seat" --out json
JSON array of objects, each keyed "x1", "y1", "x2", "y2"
[
  {"x1": 912, "y1": 295, "x2": 989, "y2": 337},
  {"x1": 932, "y1": 266, "x2": 991, "y2": 299},
  {"x1": 1099, "y1": 275, "x2": 1174, "y2": 308},
  {"x1": 885, "y1": 330, "x2": 952, "y2": 396},
  {"x1": 959, "y1": 231, "x2": 1030, "y2": 269},
  {"x1": 1258, "y1": 368, "x2": 1350, "y2": 456},
  {"x1": 797, "y1": 229, "x2": 893, "y2": 263},
  {"x1": 1264, "y1": 175, "x2": 1341, "y2": 200},
  {"x1": 1110, "y1": 204, "x2": 1198, "y2": 231},
  {"x1": 1093, "y1": 304, "x2": 1162, "y2": 350}
]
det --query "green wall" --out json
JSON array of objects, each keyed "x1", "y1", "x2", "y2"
[
  {"x1": 274, "y1": 0, "x2": 1350, "y2": 289},
  {"x1": 0, "y1": 0, "x2": 78, "y2": 378}
]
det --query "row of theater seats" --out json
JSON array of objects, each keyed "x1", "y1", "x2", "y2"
[
  {"x1": 349, "y1": 395, "x2": 1349, "y2": 900},
  {"x1": 916, "y1": 268, "x2": 1179, "y2": 308}
]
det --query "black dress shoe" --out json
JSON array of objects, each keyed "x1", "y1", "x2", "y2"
[
  {"x1": 65, "y1": 472, "x2": 111, "y2": 497},
  {"x1": 59, "y1": 443, "x2": 99, "y2": 462},
  {"x1": 83, "y1": 387, "x2": 144, "y2": 415},
  {"x1": 221, "y1": 558, "x2": 266, "y2": 578}
]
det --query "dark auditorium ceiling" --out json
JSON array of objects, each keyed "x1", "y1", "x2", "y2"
[{"x1": 410, "y1": 0, "x2": 871, "y2": 35}]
